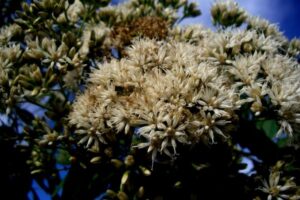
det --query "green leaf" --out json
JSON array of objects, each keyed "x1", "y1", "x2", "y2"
[
  {"x1": 276, "y1": 137, "x2": 288, "y2": 148},
  {"x1": 255, "y1": 119, "x2": 289, "y2": 147},
  {"x1": 255, "y1": 119, "x2": 278, "y2": 139},
  {"x1": 56, "y1": 149, "x2": 71, "y2": 165}
]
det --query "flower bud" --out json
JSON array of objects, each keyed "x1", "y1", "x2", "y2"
[{"x1": 90, "y1": 156, "x2": 102, "y2": 164}]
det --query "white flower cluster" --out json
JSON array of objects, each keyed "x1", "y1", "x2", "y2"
[
  {"x1": 67, "y1": 1, "x2": 300, "y2": 166},
  {"x1": 69, "y1": 38, "x2": 237, "y2": 160}
]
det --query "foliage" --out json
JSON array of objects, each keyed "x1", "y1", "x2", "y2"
[{"x1": 1, "y1": 0, "x2": 300, "y2": 199}]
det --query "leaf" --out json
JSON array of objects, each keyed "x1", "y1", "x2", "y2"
[
  {"x1": 256, "y1": 119, "x2": 278, "y2": 139},
  {"x1": 276, "y1": 137, "x2": 289, "y2": 148}
]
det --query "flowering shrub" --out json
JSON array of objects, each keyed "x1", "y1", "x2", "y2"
[{"x1": 1, "y1": 0, "x2": 300, "y2": 199}]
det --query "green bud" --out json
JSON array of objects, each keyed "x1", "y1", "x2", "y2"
[
  {"x1": 90, "y1": 156, "x2": 102, "y2": 164},
  {"x1": 38, "y1": 11, "x2": 49, "y2": 18},
  {"x1": 45, "y1": 74, "x2": 57, "y2": 88},
  {"x1": 69, "y1": 156, "x2": 77, "y2": 163},
  {"x1": 211, "y1": 1, "x2": 246, "y2": 28},
  {"x1": 31, "y1": 87, "x2": 40, "y2": 96},
  {"x1": 22, "y1": 2, "x2": 30, "y2": 13},
  {"x1": 34, "y1": 161, "x2": 42, "y2": 167},
  {"x1": 33, "y1": 17, "x2": 42, "y2": 25},
  {"x1": 242, "y1": 42, "x2": 253, "y2": 53},
  {"x1": 111, "y1": 159, "x2": 123, "y2": 169},
  {"x1": 32, "y1": 68, "x2": 42, "y2": 82},
  {"x1": 117, "y1": 191, "x2": 128, "y2": 200},
  {"x1": 139, "y1": 166, "x2": 151, "y2": 176},
  {"x1": 211, "y1": 5, "x2": 220, "y2": 19},
  {"x1": 106, "y1": 189, "x2": 117, "y2": 198},
  {"x1": 232, "y1": 45, "x2": 240, "y2": 55},
  {"x1": 137, "y1": 186, "x2": 144, "y2": 198},
  {"x1": 120, "y1": 171, "x2": 129, "y2": 190},
  {"x1": 69, "y1": 47, "x2": 77, "y2": 58},
  {"x1": 174, "y1": 181, "x2": 182, "y2": 189},
  {"x1": 30, "y1": 4, "x2": 36, "y2": 14},
  {"x1": 31, "y1": 169, "x2": 43, "y2": 175},
  {"x1": 124, "y1": 155, "x2": 135, "y2": 167}
]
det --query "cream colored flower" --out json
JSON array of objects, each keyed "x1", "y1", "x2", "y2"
[
  {"x1": 155, "y1": 108, "x2": 189, "y2": 154},
  {"x1": 67, "y1": 0, "x2": 84, "y2": 22},
  {"x1": 193, "y1": 86, "x2": 234, "y2": 117},
  {"x1": 190, "y1": 111, "x2": 230, "y2": 143},
  {"x1": 259, "y1": 171, "x2": 299, "y2": 200},
  {"x1": 169, "y1": 25, "x2": 211, "y2": 45},
  {"x1": 247, "y1": 16, "x2": 284, "y2": 41},
  {"x1": 0, "y1": 24, "x2": 22, "y2": 45},
  {"x1": 228, "y1": 53, "x2": 265, "y2": 85},
  {"x1": 109, "y1": 105, "x2": 132, "y2": 134},
  {"x1": 135, "y1": 132, "x2": 164, "y2": 169}
]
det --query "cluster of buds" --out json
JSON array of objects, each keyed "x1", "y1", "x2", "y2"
[{"x1": 211, "y1": 0, "x2": 247, "y2": 28}]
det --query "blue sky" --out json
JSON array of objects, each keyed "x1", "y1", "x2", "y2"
[{"x1": 182, "y1": 0, "x2": 300, "y2": 39}]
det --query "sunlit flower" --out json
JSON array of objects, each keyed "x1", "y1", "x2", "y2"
[{"x1": 247, "y1": 16, "x2": 284, "y2": 40}]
